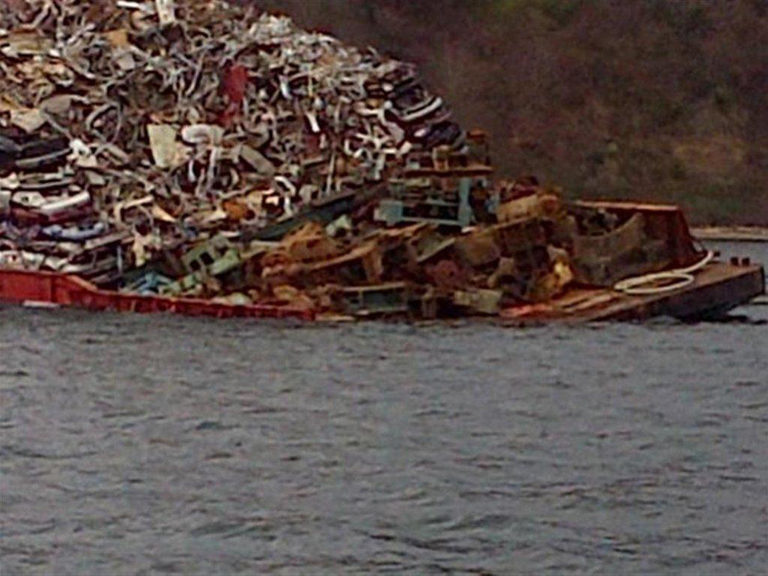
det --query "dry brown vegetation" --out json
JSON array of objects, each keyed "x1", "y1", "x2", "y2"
[{"x1": 248, "y1": 0, "x2": 767, "y2": 225}]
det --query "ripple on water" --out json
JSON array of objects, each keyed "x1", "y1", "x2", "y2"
[{"x1": 1, "y1": 256, "x2": 767, "y2": 576}]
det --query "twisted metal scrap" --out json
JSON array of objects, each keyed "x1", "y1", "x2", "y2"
[{"x1": 0, "y1": 0, "x2": 458, "y2": 271}]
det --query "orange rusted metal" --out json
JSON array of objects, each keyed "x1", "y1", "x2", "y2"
[{"x1": 573, "y1": 200, "x2": 699, "y2": 266}]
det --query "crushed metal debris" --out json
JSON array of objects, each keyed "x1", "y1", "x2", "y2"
[{"x1": 0, "y1": 0, "x2": 707, "y2": 320}]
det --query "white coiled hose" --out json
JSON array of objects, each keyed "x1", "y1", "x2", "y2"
[{"x1": 613, "y1": 250, "x2": 715, "y2": 296}]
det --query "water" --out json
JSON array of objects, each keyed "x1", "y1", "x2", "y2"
[{"x1": 1, "y1": 243, "x2": 766, "y2": 575}]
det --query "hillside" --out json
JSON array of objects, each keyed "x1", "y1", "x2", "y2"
[{"x1": 250, "y1": 0, "x2": 767, "y2": 225}]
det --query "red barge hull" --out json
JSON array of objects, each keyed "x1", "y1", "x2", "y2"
[{"x1": 0, "y1": 268, "x2": 315, "y2": 321}]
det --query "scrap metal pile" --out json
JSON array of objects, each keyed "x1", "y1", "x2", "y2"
[{"x1": 0, "y1": 0, "x2": 679, "y2": 320}]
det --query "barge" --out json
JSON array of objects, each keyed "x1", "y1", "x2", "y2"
[
  {"x1": 1, "y1": 201, "x2": 764, "y2": 324},
  {"x1": 1, "y1": 6, "x2": 764, "y2": 326}
]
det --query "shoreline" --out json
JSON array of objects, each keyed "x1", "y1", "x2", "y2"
[{"x1": 691, "y1": 226, "x2": 768, "y2": 243}]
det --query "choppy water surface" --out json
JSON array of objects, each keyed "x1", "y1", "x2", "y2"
[{"x1": 1, "y1": 243, "x2": 766, "y2": 575}]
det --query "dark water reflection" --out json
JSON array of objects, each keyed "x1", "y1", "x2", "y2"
[{"x1": 1, "y1": 243, "x2": 766, "y2": 575}]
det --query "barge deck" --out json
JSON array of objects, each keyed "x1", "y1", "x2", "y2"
[
  {"x1": 1, "y1": 261, "x2": 763, "y2": 324},
  {"x1": 504, "y1": 261, "x2": 764, "y2": 324}
]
